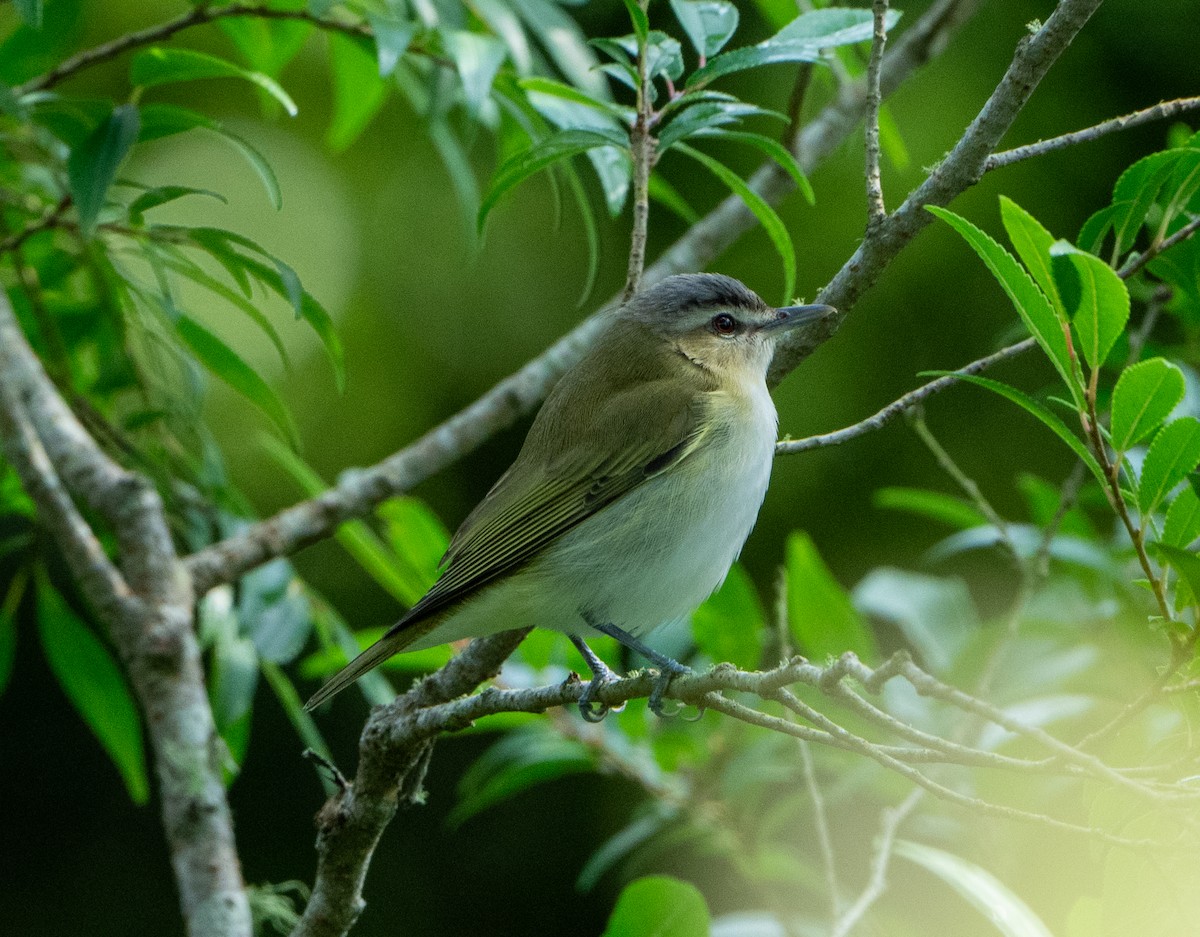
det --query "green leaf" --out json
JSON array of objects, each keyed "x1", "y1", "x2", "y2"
[
  {"x1": 518, "y1": 76, "x2": 629, "y2": 119},
  {"x1": 786, "y1": 531, "x2": 877, "y2": 662},
  {"x1": 443, "y1": 30, "x2": 507, "y2": 117},
  {"x1": 926, "y1": 205, "x2": 1081, "y2": 403},
  {"x1": 1110, "y1": 150, "x2": 1180, "y2": 259},
  {"x1": 695, "y1": 128, "x2": 813, "y2": 204},
  {"x1": 1110, "y1": 357, "x2": 1185, "y2": 452},
  {"x1": 210, "y1": 627, "x2": 259, "y2": 729},
  {"x1": 452, "y1": 727, "x2": 594, "y2": 826},
  {"x1": 37, "y1": 571, "x2": 148, "y2": 803},
  {"x1": 896, "y1": 841, "x2": 1054, "y2": 937},
  {"x1": 206, "y1": 126, "x2": 283, "y2": 209},
  {"x1": 648, "y1": 173, "x2": 700, "y2": 224},
  {"x1": 1153, "y1": 543, "x2": 1200, "y2": 610},
  {"x1": 326, "y1": 34, "x2": 389, "y2": 152},
  {"x1": 1163, "y1": 485, "x2": 1200, "y2": 549},
  {"x1": 1049, "y1": 241, "x2": 1130, "y2": 370},
  {"x1": 127, "y1": 185, "x2": 227, "y2": 225},
  {"x1": 239, "y1": 559, "x2": 312, "y2": 664},
  {"x1": 687, "y1": 7, "x2": 900, "y2": 88},
  {"x1": 175, "y1": 315, "x2": 299, "y2": 446},
  {"x1": 621, "y1": 0, "x2": 650, "y2": 43},
  {"x1": 366, "y1": 14, "x2": 416, "y2": 76},
  {"x1": 656, "y1": 99, "x2": 775, "y2": 152},
  {"x1": 509, "y1": 0, "x2": 609, "y2": 100},
  {"x1": 67, "y1": 103, "x2": 140, "y2": 236},
  {"x1": 999, "y1": 196, "x2": 1065, "y2": 319},
  {"x1": 0, "y1": 568, "x2": 27, "y2": 697},
  {"x1": 380, "y1": 497, "x2": 450, "y2": 593},
  {"x1": 873, "y1": 486, "x2": 988, "y2": 529},
  {"x1": 479, "y1": 128, "x2": 626, "y2": 230},
  {"x1": 219, "y1": 12, "x2": 311, "y2": 81},
  {"x1": 136, "y1": 103, "x2": 215, "y2": 142},
  {"x1": 14, "y1": 0, "x2": 43, "y2": 29},
  {"x1": 260, "y1": 659, "x2": 333, "y2": 770},
  {"x1": 675, "y1": 142, "x2": 795, "y2": 303},
  {"x1": 853, "y1": 569, "x2": 978, "y2": 673},
  {"x1": 670, "y1": 0, "x2": 739, "y2": 58},
  {"x1": 691, "y1": 563, "x2": 763, "y2": 669},
  {"x1": 927, "y1": 372, "x2": 1106, "y2": 486},
  {"x1": 603, "y1": 876, "x2": 710, "y2": 937},
  {"x1": 130, "y1": 47, "x2": 298, "y2": 117},
  {"x1": 1138, "y1": 417, "x2": 1200, "y2": 515}
]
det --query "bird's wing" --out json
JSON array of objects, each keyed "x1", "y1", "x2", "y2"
[{"x1": 398, "y1": 376, "x2": 711, "y2": 629}]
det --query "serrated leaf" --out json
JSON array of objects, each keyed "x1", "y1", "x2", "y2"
[
  {"x1": 927, "y1": 206, "x2": 1081, "y2": 403},
  {"x1": 686, "y1": 38, "x2": 824, "y2": 88},
  {"x1": 676, "y1": 142, "x2": 795, "y2": 303},
  {"x1": 1138, "y1": 417, "x2": 1200, "y2": 514},
  {"x1": 694, "y1": 128, "x2": 813, "y2": 204},
  {"x1": 670, "y1": 0, "x2": 739, "y2": 58},
  {"x1": 786, "y1": 531, "x2": 877, "y2": 662},
  {"x1": 603, "y1": 876, "x2": 710, "y2": 937},
  {"x1": 1111, "y1": 357, "x2": 1186, "y2": 452},
  {"x1": 67, "y1": 103, "x2": 140, "y2": 236},
  {"x1": 176, "y1": 315, "x2": 299, "y2": 446},
  {"x1": 1110, "y1": 150, "x2": 1180, "y2": 259},
  {"x1": 1000, "y1": 196, "x2": 1065, "y2": 319},
  {"x1": 1163, "y1": 485, "x2": 1200, "y2": 548},
  {"x1": 1050, "y1": 241, "x2": 1129, "y2": 370},
  {"x1": 873, "y1": 486, "x2": 988, "y2": 529},
  {"x1": 896, "y1": 841, "x2": 1055, "y2": 937},
  {"x1": 1153, "y1": 543, "x2": 1200, "y2": 611},
  {"x1": 131, "y1": 47, "x2": 298, "y2": 117},
  {"x1": 691, "y1": 563, "x2": 763, "y2": 669},
  {"x1": 327, "y1": 34, "x2": 389, "y2": 151},
  {"x1": 1078, "y1": 203, "x2": 1117, "y2": 256},
  {"x1": 37, "y1": 571, "x2": 148, "y2": 803},
  {"x1": 365, "y1": 14, "x2": 415, "y2": 76},
  {"x1": 927, "y1": 372, "x2": 1106, "y2": 486},
  {"x1": 479, "y1": 128, "x2": 626, "y2": 229}
]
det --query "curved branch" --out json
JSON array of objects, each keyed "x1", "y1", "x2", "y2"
[{"x1": 0, "y1": 291, "x2": 251, "y2": 937}]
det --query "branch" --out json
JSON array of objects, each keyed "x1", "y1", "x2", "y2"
[
  {"x1": 863, "y1": 0, "x2": 890, "y2": 228},
  {"x1": 186, "y1": 0, "x2": 988, "y2": 595},
  {"x1": 829, "y1": 790, "x2": 921, "y2": 937},
  {"x1": 768, "y1": 0, "x2": 1106, "y2": 383},
  {"x1": 775, "y1": 338, "x2": 1036, "y2": 455},
  {"x1": 985, "y1": 95, "x2": 1200, "y2": 171},
  {"x1": 622, "y1": 0, "x2": 654, "y2": 301},
  {"x1": 15, "y1": 4, "x2": 374, "y2": 96},
  {"x1": 0, "y1": 290, "x2": 251, "y2": 937}
]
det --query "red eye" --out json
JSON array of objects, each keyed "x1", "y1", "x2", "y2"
[{"x1": 712, "y1": 313, "x2": 737, "y2": 335}]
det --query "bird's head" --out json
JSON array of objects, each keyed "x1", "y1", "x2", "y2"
[{"x1": 619, "y1": 273, "x2": 836, "y2": 381}]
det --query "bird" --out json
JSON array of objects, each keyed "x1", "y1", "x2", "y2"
[{"x1": 305, "y1": 273, "x2": 835, "y2": 720}]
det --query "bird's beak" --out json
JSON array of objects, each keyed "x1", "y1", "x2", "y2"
[{"x1": 761, "y1": 303, "x2": 837, "y2": 332}]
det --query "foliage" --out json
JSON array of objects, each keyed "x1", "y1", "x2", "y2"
[{"x1": 3, "y1": 2, "x2": 1200, "y2": 937}]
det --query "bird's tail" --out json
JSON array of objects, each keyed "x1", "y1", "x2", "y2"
[{"x1": 304, "y1": 620, "x2": 428, "y2": 711}]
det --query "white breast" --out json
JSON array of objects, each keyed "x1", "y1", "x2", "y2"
[{"x1": 536, "y1": 383, "x2": 778, "y2": 638}]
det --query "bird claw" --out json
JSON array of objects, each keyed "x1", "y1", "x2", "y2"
[
  {"x1": 647, "y1": 662, "x2": 691, "y2": 719},
  {"x1": 578, "y1": 669, "x2": 625, "y2": 723}
]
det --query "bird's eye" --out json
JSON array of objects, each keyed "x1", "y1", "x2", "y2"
[{"x1": 711, "y1": 313, "x2": 737, "y2": 336}]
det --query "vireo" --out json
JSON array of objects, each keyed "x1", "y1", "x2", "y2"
[{"x1": 306, "y1": 274, "x2": 834, "y2": 719}]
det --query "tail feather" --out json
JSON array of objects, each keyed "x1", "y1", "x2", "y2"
[{"x1": 304, "y1": 622, "x2": 424, "y2": 711}]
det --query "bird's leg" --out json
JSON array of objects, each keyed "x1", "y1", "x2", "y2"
[
  {"x1": 587, "y1": 621, "x2": 691, "y2": 717},
  {"x1": 569, "y1": 635, "x2": 625, "y2": 723}
]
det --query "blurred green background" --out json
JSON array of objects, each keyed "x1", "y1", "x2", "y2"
[{"x1": 1, "y1": 0, "x2": 1197, "y2": 934}]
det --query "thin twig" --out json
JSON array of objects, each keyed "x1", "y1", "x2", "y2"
[
  {"x1": 985, "y1": 96, "x2": 1200, "y2": 171},
  {"x1": 829, "y1": 790, "x2": 922, "y2": 937},
  {"x1": 622, "y1": 0, "x2": 654, "y2": 301},
  {"x1": 864, "y1": 0, "x2": 890, "y2": 228},
  {"x1": 1118, "y1": 215, "x2": 1200, "y2": 280},
  {"x1": 799, "y1": 741, "x2": 841, "y2": 923},
  {"x1": 775, "y1": 338, "x2": 1036, "y2": 455}
]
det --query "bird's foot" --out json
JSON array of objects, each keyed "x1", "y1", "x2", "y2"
[
  {"x1": 570, "y1": 635, "x2": 626, "y2": 723},
  {"x1": 648, "y1": 658, "x2": 692, "y2": 718}
]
